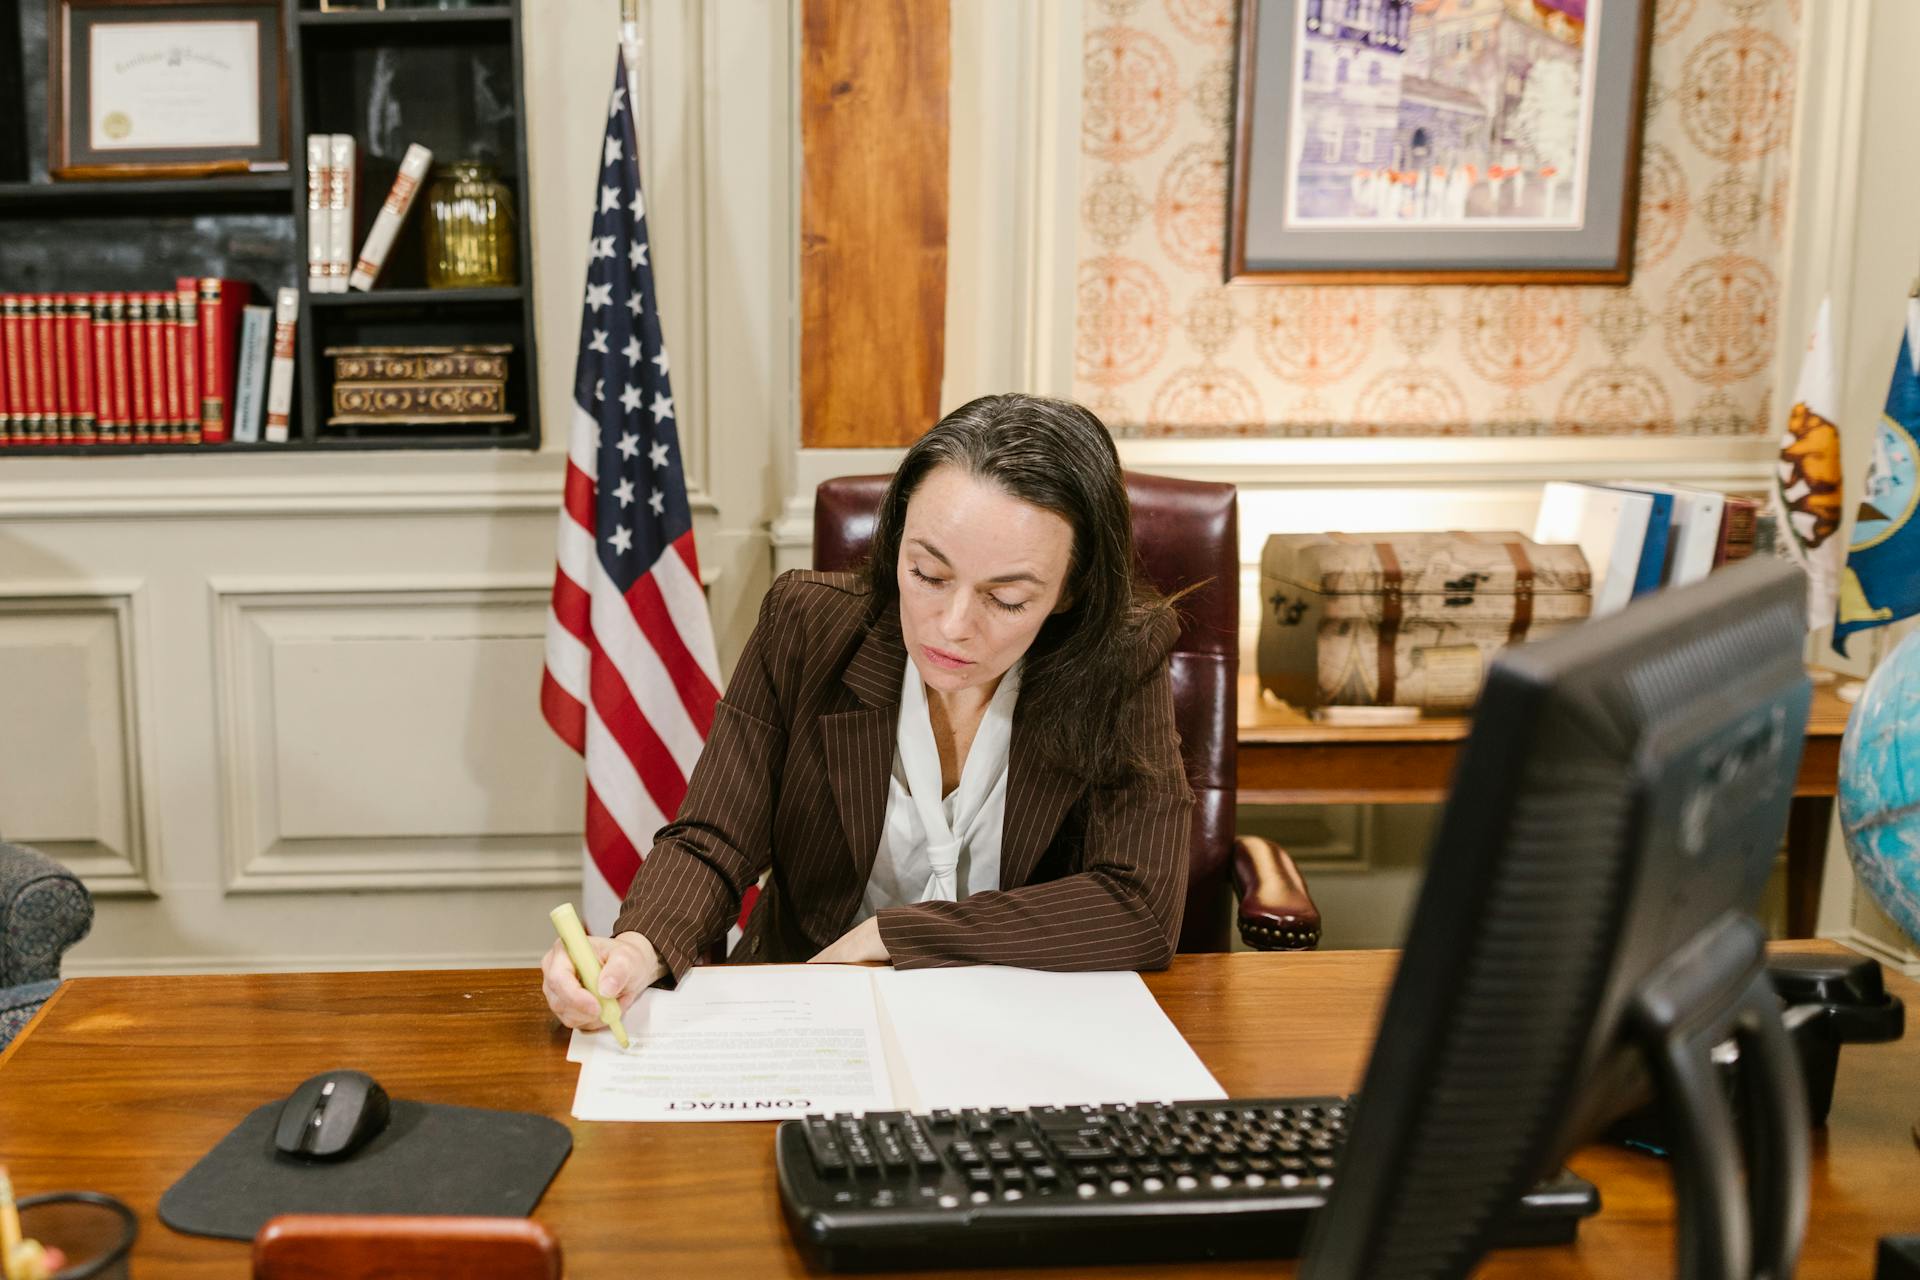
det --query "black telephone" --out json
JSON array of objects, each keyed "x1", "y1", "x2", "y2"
[{"x1": 1610, "y1": 952, "x2": 1905, "y2": 1154}]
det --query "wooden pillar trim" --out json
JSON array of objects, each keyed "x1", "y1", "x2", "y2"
[{"x1": 800, "y1": 0, "x2": 950, "y2": 449}]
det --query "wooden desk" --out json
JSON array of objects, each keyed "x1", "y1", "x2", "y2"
[
  {"x1": 1238, "y1": 676, "x2": 1856, "y2": 938},
  {"x1": 2, "y1": 947, "x2": 1913, "y2": 1278}
]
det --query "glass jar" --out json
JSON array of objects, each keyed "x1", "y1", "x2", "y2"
[{"x1": 423, "y1": 160, "x2": 518, "y2": 288}]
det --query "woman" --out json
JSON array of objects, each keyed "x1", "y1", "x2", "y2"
[{"x1": 542, "y1": 393, "x2": 1193, "y2": 1030}]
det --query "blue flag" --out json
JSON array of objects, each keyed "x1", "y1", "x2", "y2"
[{"x1": 1833, "y1": 317, "x2": 1920, "y2": 656}]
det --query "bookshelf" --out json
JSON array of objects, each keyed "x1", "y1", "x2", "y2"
[{"x1": 0, "y1": 0, "x2": 541, "y2": 453}]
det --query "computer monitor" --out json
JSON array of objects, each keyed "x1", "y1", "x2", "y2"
[{"x1": 1300, "y1": 557, "x2": 1814, "y2": 1280}]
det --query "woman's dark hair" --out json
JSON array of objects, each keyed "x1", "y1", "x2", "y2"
[{"x1": 864, "y1": 393, "x2": 1176, "y2": 786}]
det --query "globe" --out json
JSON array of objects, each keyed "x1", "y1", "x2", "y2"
[{"x1": 1837, "y1": 628, "x2": 1920, "y2": 950}]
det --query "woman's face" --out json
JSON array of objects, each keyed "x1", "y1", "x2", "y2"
[{"x1": 896, "y1": 464, "x2": 1075, "y2": 701}]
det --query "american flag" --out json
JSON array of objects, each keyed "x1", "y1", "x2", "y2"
[{"x1": 542, "y1": 55, "x2": 723, "y2": 935}]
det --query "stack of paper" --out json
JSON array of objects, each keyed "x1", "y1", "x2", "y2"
[{"x1": 566, "y1": 965, "x2": 1225, "y2": 1123}]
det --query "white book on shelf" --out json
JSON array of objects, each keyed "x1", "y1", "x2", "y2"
[
  {"x1": 325, "y1": 134, "x2": 356, "y2": 294},
  {"x1": 350, "y1": 143, "x2": 433, "y2": 291},
  {"x1": 262, "y1": 288, "x2": 299, "y2": 444},
  {"x1": 1532, "y1": 481, "x2": 1651, "y2": 617},
  {"x1": 230, "y1": 304, "x2": 273, "y2": 444},
  {"x1": 304, "y1": 135, "x2": 330, "y2": 293}
]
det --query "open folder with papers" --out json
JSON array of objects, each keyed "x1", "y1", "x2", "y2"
[{"x1": 566, "y1": 965, "x2": 1224, "y2": 1122}]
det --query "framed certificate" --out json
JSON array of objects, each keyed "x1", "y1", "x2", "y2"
[{"x1": 49, "y1": 0, "x2": 287, "y2": 179}]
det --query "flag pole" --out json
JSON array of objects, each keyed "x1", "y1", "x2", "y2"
[{"x1": 620, "y1": 0, "x2": 643, "y2": 111}]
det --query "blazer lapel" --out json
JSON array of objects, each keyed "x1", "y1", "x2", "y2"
[
  {"x1": 822, "y1": 611, "x2": 905, "y2": 886},
  {"x1": 999, "y1": 706, "x2": 1087, "y2": 890}
]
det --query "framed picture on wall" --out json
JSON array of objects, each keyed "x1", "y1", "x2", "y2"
[
  {"x1": 1227, "y1": 0, "x2": 1653, "y2": 284},
  {"x1": 48, "y1": 0, "x2": 287, "y2": 180}
]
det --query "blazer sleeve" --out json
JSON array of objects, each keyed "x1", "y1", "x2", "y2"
[
  {"x1": 611, "y1": 573, "x2": 796, "y2": 982},
  {"x1": 873, "y1": 624, "x2": 1194, "y2": 972}
]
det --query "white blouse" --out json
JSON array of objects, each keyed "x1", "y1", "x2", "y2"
[{"x1": 855, "y1": 659, "x2": 1022, "y2": 922}]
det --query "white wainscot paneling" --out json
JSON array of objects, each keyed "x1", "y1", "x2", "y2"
[
  {"x1": 214, "y1": 579, "x2": 584, "y2": 892},
  {"x1": 0, "y1": 587, "x2": 154, "y2": 893}
]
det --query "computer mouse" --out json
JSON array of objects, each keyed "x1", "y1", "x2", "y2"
[{"x1": 272, "y1": 1069, "x2": 392, "y2": 1161}]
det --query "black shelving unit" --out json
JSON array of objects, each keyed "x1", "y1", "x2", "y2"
[
  {"x1": 294, "y1": 5, "x2": 513, "y2": 26},
  {"x1": 0, "y1": 0, "x2": 540, "y2": 454}
]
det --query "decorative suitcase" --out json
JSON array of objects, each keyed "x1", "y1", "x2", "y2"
[{"x1": 1257, "y1": 531, "x2": 1592, "y2": 711}]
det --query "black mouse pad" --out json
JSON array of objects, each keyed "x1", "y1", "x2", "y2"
[{"x1": 158, "y1": 1100, "x2": 571, "y2": 1240}]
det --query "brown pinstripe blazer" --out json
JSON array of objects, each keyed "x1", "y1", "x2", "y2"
[{"x1": 612, "y1": 570, "x2": 1194, "y2": 980}]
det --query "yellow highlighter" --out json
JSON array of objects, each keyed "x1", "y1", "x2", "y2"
[
  {"x1": 0, "y1": 1164, "x2": 20, "y2": 1280},
  {"x1": 550, "y1": 903, "x2": 631, "y2": 1048}
]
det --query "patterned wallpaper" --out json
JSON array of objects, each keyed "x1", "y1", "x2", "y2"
[{"x1": 1074, "y1": 0, "x2": 1802, "y2": 437}]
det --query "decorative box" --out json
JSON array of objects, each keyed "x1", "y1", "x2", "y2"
[
  {"x1": 325, "y1": 344, "x2": 512, "y2": 426},
  {"x1": 1257, "y1": 531, "x2": 1593, "y2": 711}
]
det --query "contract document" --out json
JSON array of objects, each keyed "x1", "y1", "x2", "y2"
[{"x1": 567, "y1": 965, "x2": 1223, "y2": 1122}]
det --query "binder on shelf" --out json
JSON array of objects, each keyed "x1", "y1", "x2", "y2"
[
  {"x1": 1611, "y1": 481, "x2": 1726, "y2": 588},
  {"x1": 263, "y1": 287, "x2": 299, "y2": 444},
  {"x1": 231, "y1": 305, "x2": 273, "y2": 444},
  {"x1": 350, "y1": 143, "x2": 432, "y2": 291},
  {"x1": 1532, "y1": 481, "x2": 1651, "y2": 617},
  {"x1": 1608, "y1": 485, "x2": 1672, "y2": 600}
]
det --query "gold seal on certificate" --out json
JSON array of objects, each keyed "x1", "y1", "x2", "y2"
[{"x1": 50, "y1": 0, "x2": 287, "y2": 181}]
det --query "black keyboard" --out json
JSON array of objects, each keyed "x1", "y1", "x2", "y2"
[{"x1": 775, "y1": 1097, "x2": 1600, "y2": 1270}]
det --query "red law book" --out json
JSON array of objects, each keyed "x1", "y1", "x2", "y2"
[
  {"x1": 143, "y1": 292, "x2": 168, "y2": 443},
  {"x1": 49, "y1": 295, "x2": 74, "y2": 443},
  {"x1": 18, "y1": 295, "x2": 45, "y2": 444},
  {"x1": 0, "y1": 298, "x2": 8, "y2": 447},
  {"x1": 174, "y1": 278, "x2": 202, "y2": 444},
  {"x1": 107, "y1": 295, "x2": 132, "y2": 443},
  {"x1": 69, "y1": 293, "x2": 96, "y2": 444},
  {"x1": 0, "y1": 295, "x2": 19, "y2": 446},
  {"x1": 157, "y1": 292, "x2": 183, "y2": 443},
  {"x1": 125, "y1": 293, "x2": 150, "y2": 443},
  {"x1": 0, "y1": 297, "x2": 11, "y2": 447},
  {"x1": 196, "y1": 278, "x2": 249, "y2": 442},
  {"x1": 89, "y1": 294, "x2": 115, "y2": 444},
  {"x1": 34, "y1": 294, "x2": 58, "y2": 445}
]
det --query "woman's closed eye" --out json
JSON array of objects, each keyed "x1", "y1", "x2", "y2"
[{"x1": 909, "y1": 565, "x2": 1029, "y2": 615}]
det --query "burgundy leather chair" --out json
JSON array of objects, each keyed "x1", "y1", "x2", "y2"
[{"x1": 813, "y1": 473, "x2": 1321, "y2": 951}]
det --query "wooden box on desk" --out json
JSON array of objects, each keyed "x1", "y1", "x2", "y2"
[
  {"x1": 325, "y1": 344, "x2": 513, "y2": 426},
  {"x1": 1257, "y1": 531, "x2": 1591, "y2": 711}
]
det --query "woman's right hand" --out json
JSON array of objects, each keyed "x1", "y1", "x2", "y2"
[{"x1": 540, "y1": 930, "x2": 667, "y2": 1029}]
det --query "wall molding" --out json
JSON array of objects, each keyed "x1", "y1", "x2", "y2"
[
  {"x1": 0, "y1": 582, "x2": 157, "y2": 895},
  {"x1": 0, "y1": 451, "x2": 721, "y2": 522},
  {"x1": 210, "y1": 575, "x2": 581, "y2": 894},
  {"x1": 1114, "y1": 436, "x2": 1777, "y2": 489}
]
